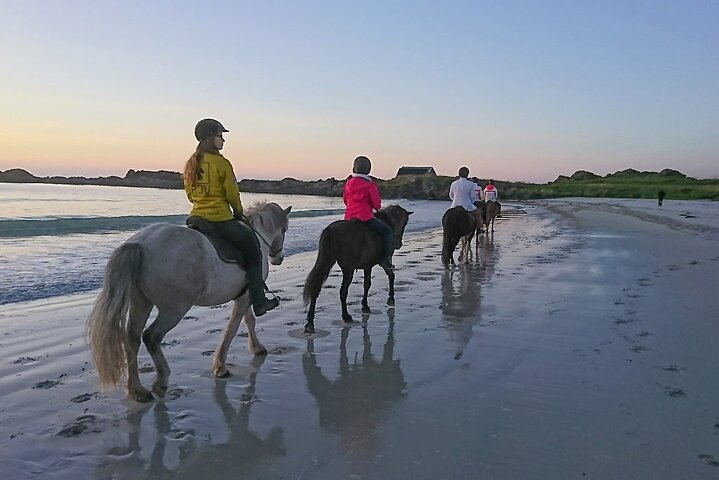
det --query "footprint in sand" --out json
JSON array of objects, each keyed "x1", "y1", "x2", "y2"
[
  {"x1": 12, "y1": 356, "x2": 40, "y2": 365},
  {"x1": 33, "y1": 379, "x2": 62, "y2": 389},
  {"x1": 656, "y1": 383, "x2": 686, "y2": 397},
  {"x1": 183, "y1": 315, "x2": 198, "y2": 320},
  {"x1": 206, "y1": 328, "x2": 222, "y2": 334},
  {"x1": 57, "y1": 415, "x2": 98, "y2": 437},
  {"x1": 635, "y1": 331, "x2": 652, "y2": 337},
  {"x1": 269, "y1": 345, "x2": 297, "y2": 355},
  {"x1": 698, "y1": 454, "x2": 719, "y2": 467},
  {"x1": 630, "y1": 344, "x2": 649, "y2": 353},
  {"x1": 659, "y1": 364, "x2": 682, "y2": 372},
  {"x1": 139, "y1": 363, "x2": 155, "y2": 373},
  {"x1": 70, "y1": 392, "x2": 98, "y2": 403},
  {"x1": 201, "y1": 350, "x2": 214, "y2": 357},
  {"x1": 688, "y1": 260, "x2": 700, "y2": 265}
]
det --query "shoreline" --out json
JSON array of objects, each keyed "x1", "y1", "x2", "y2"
[{"x1": 1, "y1": 199, "x2": 718, "y2": 479}]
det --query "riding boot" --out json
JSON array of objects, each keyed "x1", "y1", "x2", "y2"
[{"x1": 247, "y1": 265, "x2": 279, "y2": 317}]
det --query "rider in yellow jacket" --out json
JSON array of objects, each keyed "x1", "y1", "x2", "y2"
[{"x1": 184, "y1": 119, "x2": 279, "y2": 316}]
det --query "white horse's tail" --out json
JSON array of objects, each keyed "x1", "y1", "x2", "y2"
[{"x1": 86, "y1": 242, "x2": 144, "y2": 389}]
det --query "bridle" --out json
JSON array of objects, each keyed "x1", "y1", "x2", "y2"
[{"x1": 241, "y1": 214, "x2": 284, "y2": 257}]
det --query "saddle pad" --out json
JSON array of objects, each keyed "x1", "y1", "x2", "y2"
[{"x1": 185, "y1": 216, "x2": 247, "y2": 266}]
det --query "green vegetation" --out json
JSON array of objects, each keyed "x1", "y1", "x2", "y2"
[
  {"x1": 523, "y1": 169, "x2": 719, "y2": 201},
  {"x1": 1, "y1": 167, "x2": 717, "y2": 200}
]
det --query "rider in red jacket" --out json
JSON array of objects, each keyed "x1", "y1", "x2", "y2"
[{"x1": 343, "y1": 156, "x2": 394, "y2": 269}]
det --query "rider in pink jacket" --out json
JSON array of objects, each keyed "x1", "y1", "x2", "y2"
[{"x1": 343, "y1": 156, "x2": 394, "y2": 269}]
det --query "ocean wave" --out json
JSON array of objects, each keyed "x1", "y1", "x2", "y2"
[{"x1": 0, "y1": 208, "x2": 346, "y2": 238}]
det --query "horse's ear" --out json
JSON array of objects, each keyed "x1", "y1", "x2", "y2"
[
  {"x1": 284, "y1": 206, "x2": 292, "y2": 216},
  {"x1": 407, "y1": 211, "x2": 414, "y2": 215}
]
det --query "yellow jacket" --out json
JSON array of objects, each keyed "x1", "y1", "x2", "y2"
[{"x1": 184, "y1": 153, "x2": 243, "y2": 221}]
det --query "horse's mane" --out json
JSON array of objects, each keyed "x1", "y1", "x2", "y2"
[{"x1": 246, "y1": 201, "x2": 289, "y2": 231}]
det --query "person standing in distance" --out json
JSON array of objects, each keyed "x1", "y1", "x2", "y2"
[{"x1": 183, "y1": 118, "x2": 279, "y2": 317}]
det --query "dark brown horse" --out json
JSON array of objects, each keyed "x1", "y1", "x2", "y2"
[
  {"x1": 302, "y1": 205, "x2": 413, "y2": 333},
  {"x1": 484, "y1": 201, "x2": 499, "y2": 233},
  {"x1": 441, "y1": 206, "x2": 476, "y2": 268}
]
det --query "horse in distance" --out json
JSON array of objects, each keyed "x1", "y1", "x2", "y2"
[{"x1": 441, "y1": 206, "x2": 476, "y2": 268}]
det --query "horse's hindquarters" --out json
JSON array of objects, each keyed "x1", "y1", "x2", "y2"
[{"x1": 135, "y1": 225, "x2": 247, "y2": 307}]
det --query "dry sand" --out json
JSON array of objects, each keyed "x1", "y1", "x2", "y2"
[{"x1": 1, "y1": 198, "x2": 718, "y2": 479}]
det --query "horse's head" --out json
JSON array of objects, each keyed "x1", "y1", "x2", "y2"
[
  {"x1": 246, "y1": 202, "x2": 292, "y2": 265},
  {"x1": 377, "y1": 205, "x2": 413, "y2": 250}
]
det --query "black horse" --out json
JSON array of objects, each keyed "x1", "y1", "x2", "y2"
[
  {"x1": 441, "y1": 206, "x2": 476, "y2": 268},
  {"x1": 302, "y1": 205, "x2": 413, "y2": 333}
]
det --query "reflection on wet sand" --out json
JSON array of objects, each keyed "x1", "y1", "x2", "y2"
[
  {"x1": 440, "y1": 234, "x2": 499, "y2": 359},
  {"x1": 95, "y1": 355, "x2": 284, "y2": 479},
  {"x1": 303, "y1": 312, "x2": 406, "y2": 459}
]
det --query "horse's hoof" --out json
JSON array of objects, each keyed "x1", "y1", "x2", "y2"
[
  {"x1": 254, "y1": 346, "x2": 268, "y2": 356},
  {"x1": 361, "y1": 305, "x2": 371, "y2": 314},
  {"x1": 342, "y1": 315, "x2": 354, "y2": 323},
  {"x1": 152, "y1": 381, "x2": 168, "y2": 397},
  {"x1": 214, "y1": 367, "x2": 231, "y2": 378},
  {"x1": 130, "y1": 389, "x2": 154, "y2": 403},
  {"x1": 387, "y1": 298, "x2": 395, "y2": 306},
  {"x1": 304, "y1": 326, "x2": 315, "y2": 334}
]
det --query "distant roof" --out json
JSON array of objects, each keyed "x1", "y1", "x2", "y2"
[{"x1": 396, "y1": 166, "x2": 437, "y2": 176}]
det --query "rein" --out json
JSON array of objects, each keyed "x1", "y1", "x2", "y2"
[{"x1": 240, "y1": 214, "x2": 282, "y2": 256}]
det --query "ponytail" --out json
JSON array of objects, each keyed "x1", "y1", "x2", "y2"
[{"x1": 183, "y1": 144, "x2": 204, "y2": 186}]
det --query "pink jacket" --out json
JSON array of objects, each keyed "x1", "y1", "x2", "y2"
[{"x1": 343, "y1": 175, "x2": 381, "y2": 221}]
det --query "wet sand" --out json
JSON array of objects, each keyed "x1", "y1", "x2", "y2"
[{"x1": 1, "y1": 198, "x2": 718, "y2": 479}]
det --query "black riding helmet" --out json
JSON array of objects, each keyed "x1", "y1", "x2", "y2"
[
  {"x1": 195, "y1": 118, "x2": 229, "y2": 142},
  {"x1": 353, "y1": 156, "x2": 372, "y2": 175}
]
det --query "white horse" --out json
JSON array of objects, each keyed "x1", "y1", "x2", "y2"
[{"x1": 86, "y1": 202, "x2": 291, "y2": 402}]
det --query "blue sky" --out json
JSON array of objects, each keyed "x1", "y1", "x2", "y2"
[{"x1": 1, "y1": 1, "x2": 717, "y2": 182}]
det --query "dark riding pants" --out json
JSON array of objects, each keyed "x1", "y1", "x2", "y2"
[
  {"x1": 212, "y1": 219, "x2": 266, "y2": 307},
  {"x1": 364, "y1": 217, "x2": 394, "y2": 261}
]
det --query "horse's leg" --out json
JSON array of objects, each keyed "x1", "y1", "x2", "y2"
[
  {"x1": 305, "y1": 296, "x2": 318, "y2": 334},
  {"x1": 383, "y1": 264, "x2": 396, "y2": 306},
  {"x1": 361, "y1": 268, "x2": 372, "y2": 314},
  {"x1": 212, "y1": 295, "x2": 252, "y2": 377},
  {"x1": 126, "y1": 297, "x2": 153, "y2": 402},
  {"x1": 243, "y1": 308, "x2": 267, "y2": 356},
  {"x1": 141, "y1": 305, "x2": 189, "y2": 396},
  {"x1": 340, "y1": 267, "x2": 355, "y2": 322}
]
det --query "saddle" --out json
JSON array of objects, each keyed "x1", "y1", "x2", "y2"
[{"x1": 186, "y1": 216, "x2": 247, "y2": 267}]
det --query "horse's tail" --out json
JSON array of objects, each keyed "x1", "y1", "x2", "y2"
[
  {"x1": 303, "y1": 228, "x2": 335, "y2": 306},
  {"x1": 86, "y1": 242, "x2": 144, "y2": 390}
]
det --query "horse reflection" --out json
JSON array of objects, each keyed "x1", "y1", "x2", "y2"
[
  {"x1": 303, "y1": 314, "x2": 406, "y2": 456},
  {"x1": 440, "y1": 266, "x2": 484, "y2": 360},
  {"x1": 96, "y1": 355, "x2": 284, "y2": 479}
]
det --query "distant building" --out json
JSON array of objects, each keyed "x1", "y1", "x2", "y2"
[{"x1": 396, "y1": 166, "x2": 437, "y2": 176}]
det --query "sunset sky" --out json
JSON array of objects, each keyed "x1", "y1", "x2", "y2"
[{"x1": 1, "y1": 1, "x2": 717, "y2": 183}]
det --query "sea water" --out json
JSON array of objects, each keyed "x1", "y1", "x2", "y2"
[{"x1": 0, "y1": 183, "x2": 448, "y2": 305}]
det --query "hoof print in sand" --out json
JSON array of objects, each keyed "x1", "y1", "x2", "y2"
[
  {"x1": 12, "y1": 356, "x2": 39, "y2": 365},
  {"x1": 57, "y1": 415, "x2": 98, "y2": 437},
  {"x1": 698, "y1": 454, "x2": 719, "y2": 467},
  {"x1": 71, "y1": 392, "x2": 99, "y2": 403},
  {"x1": 33, "y1": 379, "x2": 62, "y2": 389},
  {"x1": 657, "y1": 383, "x2": 686, "y2": 398}
]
